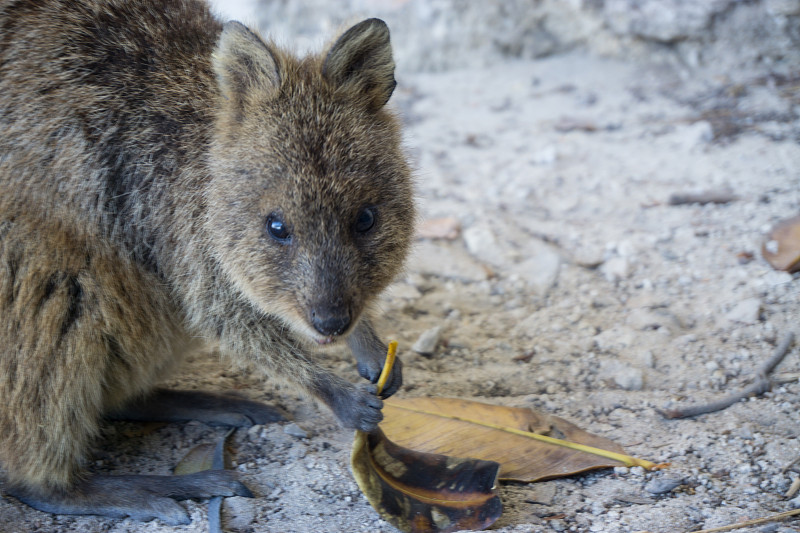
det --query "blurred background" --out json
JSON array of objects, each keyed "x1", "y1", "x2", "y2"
[{"x1": 208, "y1": 0, "x2": 800, "y2": 79}]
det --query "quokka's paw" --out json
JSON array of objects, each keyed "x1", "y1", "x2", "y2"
[
  {"x1": 357, "y1": 352, "x2": 403, "y2": 399},
  {"x1": 331, "y1": 382, "x2": 384, "y2": 432}
]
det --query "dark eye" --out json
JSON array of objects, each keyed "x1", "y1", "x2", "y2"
[
  {"x1": 355, "y1": 207, "x2": 376, "y2": 233},
  {"x1": 267, "y1": 214, "x2": 291, "y2": 243}
]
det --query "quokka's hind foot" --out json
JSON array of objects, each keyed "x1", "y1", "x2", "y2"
[
  {"x1": 110, "y1": 387, "x2": 286, "y2": 427},
  {"x1": 10, "y1": 470, "x2": 252, "y2": 525}
]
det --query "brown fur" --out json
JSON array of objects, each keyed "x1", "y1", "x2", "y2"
[{"x1": 0, "y1": 0, "x2": 413, "y2": 502}]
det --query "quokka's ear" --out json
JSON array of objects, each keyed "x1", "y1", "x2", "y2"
[
  {"x1": 322, "y1": 18, "x2": 396, "y2": 110},
  {"x1": 213, "y1": 21, "x2": 280, "y2": 105}
]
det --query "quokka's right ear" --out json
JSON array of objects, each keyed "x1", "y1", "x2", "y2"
[
  {"x1": 323, "y1": 18, "x2": 396, "y2": 111},
  {"x1": 213, "y1": 21, "x2": 280, "y2": 106}
]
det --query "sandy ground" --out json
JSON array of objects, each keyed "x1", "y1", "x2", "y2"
[{"x1": 1, "y1": 29, "x2": 799, "y2": 533}]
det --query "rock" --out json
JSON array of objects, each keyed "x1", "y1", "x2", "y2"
[
  {"x1": 412, "y1": 326, "x2": 443, "y2": 355},
  {"x1": 462, "y1": 225, "x2": 507, "y2": 265},
  {"x1": 511, "y1": 245, "x2": 561, "y2": 295},
  {"x1": 599, "y1": 360, "x2": 645, "y2": 391},
  {"x1": 637, "y1": 350, "x2": 655, "y2": 369},
  {"x1": 408, "y1": 241, "x2": 489, "y2": 282},
  {"x1": 626, "y1": 308, "x2": 681, "y2": 331},
  {"x1": 573, "y1": 246, "x2": 605, "y2": 269},
  {"x1": 645, "y1": 476, "x2": 685, "y2": 494},
  {"x1": 246, "y1": 424, "x2": 264, "y2": 442},
  {"x1": 790, "y1": 494, "x2": 800, "y2": 509},
  {"x1": 223, "y1": 496, "x2": 257, "y2": 531},
  {"x1": 593, "y1": 326, "x2": 637, "y2": 351},
  {"x1": 603, "y1": 0, "x2": 734, "y2": 42},
  {"x1": 725, "y1": 298, "x2": 762, "y2": 324},
  {"x1": 613, "y1": 366, "x2": 644, "y2": 391},
  {"x1": 601, "y1": 257, "x2": 630, "y2": 282},
  {"x1": 284, "y1": 423, "x2": 308, "y2": 439}
]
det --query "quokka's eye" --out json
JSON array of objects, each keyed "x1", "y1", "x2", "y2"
[
  {"x1": 266, "y1": 214, "x2": 291, "y2": 243},
  {"x1": 355, "y1": 207, "x2": 376, "y2": 233}
]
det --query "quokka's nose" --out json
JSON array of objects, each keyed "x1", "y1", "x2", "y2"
[{"x1": 311, "y1": 308, "x2": 351, "y2": 336}]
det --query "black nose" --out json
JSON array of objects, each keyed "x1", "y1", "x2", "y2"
[{"x1": 311, "y1": 308, "x2": 351, "y2": 336}]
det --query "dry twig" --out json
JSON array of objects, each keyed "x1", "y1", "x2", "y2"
[
  {"x1": 686, "y1": 508, "x2": 800, "y2": 533},
  {"x1": 668, "y1": 188, "x2": 738, "y2": 205},
  {"x1": 662, "y1": 333, "x2": 795, "y2": 419}
]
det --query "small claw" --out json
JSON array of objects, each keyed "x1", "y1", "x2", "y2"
[{"x1": 357, "y1": 360, "x2": 381, "y2": 383}]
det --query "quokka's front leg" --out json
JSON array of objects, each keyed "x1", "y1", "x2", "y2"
[{"x1": 210, "y1": 308, "x2": 391, "y2": 432}]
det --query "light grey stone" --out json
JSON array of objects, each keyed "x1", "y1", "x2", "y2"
[
  {"x1": 463, "y1": 224, "x2": 511, "y2": 266},
  {"x1": 284, "y1": 423, "x2": 309, "y2": 439},
  {"x1": 725, "y1": 298, "x2": 762, "y2": 324},
  {"x1": 626, "y1": 308, "x2": 681, "y2": 331},
  {"x1": 408, "y1": 240, "x2": 489, "y2": 282},
  {"x1": 223, "y1": 496, "x2": 257, "y2": 531},
  {"x1": 599, "y1": 360, "x2": 645, "y2": 391},
  {"x1": 512, "y1": 246, "x2": 562, "y2": 295},
  {"x1": 412, "y1": 326, "x2": 443, "y2": 355},
  {"x1": 601, "y1": 257, "x2": 630, "y2": 282},
  {"x1": 645, "y1": 477, "x2": 685, "y2": 494},
  {"x1": 614, "y1": 366, "x2": 644, "y2": 391}
]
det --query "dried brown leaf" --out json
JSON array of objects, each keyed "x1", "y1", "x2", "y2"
[
  {"x1": 351, "y1": 428, "x2": 501, "y2": 533},
  {"x1": 382, "y1": 397, "x2": 643, "y2": 482},
  {"x1": 351, "y1": 343, "x2": 502, "y2": 532}
]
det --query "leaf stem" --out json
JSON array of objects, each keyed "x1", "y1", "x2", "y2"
[{"x1": 376, "y1": 341, "x2": 397, "y2": 395}]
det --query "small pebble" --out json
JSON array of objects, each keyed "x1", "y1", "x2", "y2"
[
  {"x1": 246, "y1": 424, "x2": 264, "y2": 441},
  {"x1": 725, "y1": 298, "x2": 762, "y2": 324},
  {"x1": 614, "y1": 366, "x2": 644, "y2": 391},
  {"x1": 601, "y1": 257, "x2": 630, "y2": 282},
  {"x1": 790, "y1": 494, "x2": 800, "y2": 509},
  {"x1": 284, "y1": 422, "x2": 309, "y2": 439},
  {"x1": 412, "y1": 326, "x2": 442, "y2": 355},
  {"x1": 222, "y1": 496, "x2": 257, "y2": 530},
  {"x1": 645, "y1": 476, "x2": 685, "y2": 494}
]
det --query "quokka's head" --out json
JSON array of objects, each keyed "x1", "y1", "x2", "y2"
[{"x1": 206, "y1": 19, "x2": 415, "y2": 345}]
